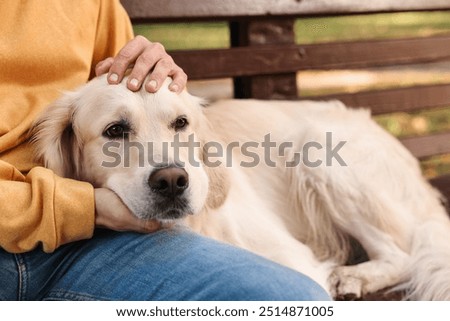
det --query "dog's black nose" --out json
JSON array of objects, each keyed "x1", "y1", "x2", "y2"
[{"x1": 148, "y1": 166, "x2": 189, "y2": 197}]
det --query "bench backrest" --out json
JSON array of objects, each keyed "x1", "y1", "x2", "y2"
[{"x1": 121, "y1": 0, "x2": 450, "y2": 198}]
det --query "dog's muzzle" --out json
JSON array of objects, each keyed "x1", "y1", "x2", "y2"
[
  {"x1": 148, "y1": 165, "x2": 191, "y2": 220},
  {"x1": 148, "y1": 166, "x2": 189, "y2": 198}
]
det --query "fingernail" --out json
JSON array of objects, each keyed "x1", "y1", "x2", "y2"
[
  {"x1": 170, "y1": 84, "x2": 179, "y2": 92},
  {"x1": 129, "y1": 78, "x2": 139, "y2": 88},
  {"x1": 148, "y1": 80, "x2": 157, "y2": 91},
  {"x1": 109, "y1": 73, "x2": 119, "y2": 83}
]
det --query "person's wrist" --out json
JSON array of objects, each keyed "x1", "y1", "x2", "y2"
[{"x1": 94, "y1": 188, "x2": 162, "y2": 233}]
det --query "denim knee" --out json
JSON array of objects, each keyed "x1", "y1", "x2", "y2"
[
  {"x1": 156, "y1": 229, "x2": 331, "y2": 301},
  {"x1": 79, "y1": 229, "x2": 331, "y2": 301},
  {"x1": 16, "y1": 229, "x2": 330, "y2": 301},
  {"x1": 195, "y1": 256, "x2": 331, "y2": 301}
]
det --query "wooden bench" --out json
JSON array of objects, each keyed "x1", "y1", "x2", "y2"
[{"x1": 121, "y1": 0, "x2": 450, "y2": 299}]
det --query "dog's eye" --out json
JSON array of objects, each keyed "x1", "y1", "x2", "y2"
[
  {"x1": 172, "y1": 116, "x2": 189, "y2": 131},
  {"x1": 104, "y1": 124, "x2": 128, "y2": 139}
]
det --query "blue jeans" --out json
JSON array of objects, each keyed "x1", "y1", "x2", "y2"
[{"x1": 0, "y1": 228, "x2": 330, "y2": 300}]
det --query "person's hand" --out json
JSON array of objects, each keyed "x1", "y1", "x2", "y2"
[
  {"x1": 94, "y1": 187, "x2": 161, "y2": 233},
  {"x1": 95, "y1": 35, "x2": 187, "y2": 93}
]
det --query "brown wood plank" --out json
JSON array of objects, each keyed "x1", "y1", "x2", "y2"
[
  {"x1": 430, "y1": 174, "x2": 450, "y2": 203},
  {"x1": 309, "y1": 84, "x2": 450, "y2": 115},
  {"x1": 400, "y1": 132, "x2": 450, "y2": 159},
  {"x1": 170, "y1": 45, "x2": 301, "y2": 79},
  {"x1": 169, "y1": 36, "x2": 450, "y2": 80},
  {"x1": 121, "y1": 0, "x2": 450, "y2": 22},
  {"x1": 297, "y1": 36, "x2": 450, "y2": 70}
]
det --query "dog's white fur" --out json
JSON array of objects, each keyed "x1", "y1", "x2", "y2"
[{"x1": 32, "y1": 75, "x2": 450, "y2": 300}]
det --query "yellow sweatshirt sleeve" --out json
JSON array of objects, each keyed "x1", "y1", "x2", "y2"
[
  {"x1": 0, "y1": 0, "x2": 134, "y2": 253},
  {"x1": 0, "y1": 161, "x2": 95, "y2": 253}
]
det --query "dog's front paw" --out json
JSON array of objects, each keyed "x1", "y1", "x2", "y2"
[{"x1": 329, "y1": 267, "x2": 363, "y2": 300}]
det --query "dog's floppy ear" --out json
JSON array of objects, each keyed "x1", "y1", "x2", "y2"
[
  {"x1": 181, "y1": 91, "x2": 230, "y2": 209},
  {"x1": 203, "y1": 156, "x2": 230, "y2": 209},
  {"x1": 30, "y1": 92, "x2": 81, "y2": 179},
  {"x1": 198, "y1": 121, "x2": 230, "y2": 209}
]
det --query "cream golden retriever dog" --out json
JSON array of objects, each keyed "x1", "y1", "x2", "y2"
[{"x1": 32, "y1": 75, "x2": 450, "y2": 300}]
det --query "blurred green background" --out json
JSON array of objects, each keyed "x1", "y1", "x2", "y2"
[
  {"x1": 133, "y1": 12, "x2": 450, "y2": 49},
  {"x1": 134, "y1": 11, "x2": 450, "y2": 177}
]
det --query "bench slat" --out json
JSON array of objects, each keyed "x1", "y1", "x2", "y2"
[
  {"x1": 309, "y1": 84, "x2": 450, "y2": 115},
  {"x1": 401, "y1": 132, "x2": 450, "y2": 159},
  {"x1": 121, "y1": 0, "x2": 450, "y2": 22},
  {"x1": 169, "y1": 36, "x2": 450, "y2": 80}
]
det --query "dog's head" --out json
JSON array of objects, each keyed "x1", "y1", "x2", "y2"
[{"x1": 31, "y1": 75, "x2": 229, "y2": 221}]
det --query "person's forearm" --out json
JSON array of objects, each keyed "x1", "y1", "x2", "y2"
[{"x1": 0, "y1": 161, "x2": 95, "y2": 253}]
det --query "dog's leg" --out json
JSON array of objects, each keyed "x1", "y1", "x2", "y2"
[
  {"x1": 329, "y1": 223, "x2": 409, "y2": 299},
  {"x1": 293, "y1": 168, "x2": 412, "y2": 299}
]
